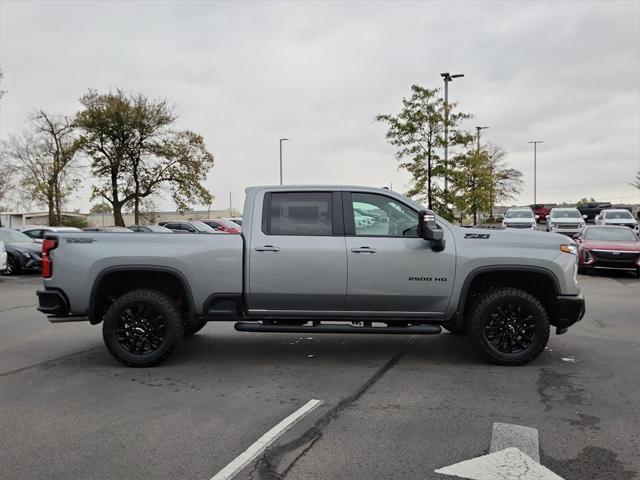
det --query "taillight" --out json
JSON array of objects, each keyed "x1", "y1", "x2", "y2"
[{"x1": 42, "y1": 239, "x2": 58, "y2": 278}]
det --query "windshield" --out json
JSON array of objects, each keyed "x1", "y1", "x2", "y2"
[
  {"x1": 551, "y1": 210, "x2": 581, "y2": 219},
  {"x1": 0, "y1": 229, "x2": 33, "y2": 243},
  {"x1": 505, "y1": 210, "x2": 534, "y2": 219},
  {"x1": 585, "y1": 227, "x2": 638, "y2": 242},
  {"x1": 605, "y1": 211, "x2": 633, "y2": 220},
  {"x1": 191, "y1": 221, "x2": 217, "y2": 232}
]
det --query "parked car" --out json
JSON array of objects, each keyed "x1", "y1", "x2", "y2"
[
  {"x1": 37, "y1": 185, "x2": 584, "y2": 367},
  {"x1": 158, "y1": 220, "x2": 219, "y2": 233},
  {"x1": 546, "y1": 208, "x2": 586, "y2": 237},
  {"x1": 22, "y1": 226, "x2": 82, "y2": 243},
  {"x1": 0, "y1": 228, "x2": 42, "y2": 275},
  {"x1": 224, "y1": 217, "x2": 243, "y2": 227},
  {"x1": 576, "y1": 225, "x2": 640, "y2": 277},
  {"x1": 530, "y1": 204, "x2": 557, "y2": 223},
  {"x1": 595, "y1": 209, "x2": 639, "y2": 232},
  {"x1": 127, "y1": 225, "x2": 173, "y2": 233},
  {"x1": 0, "y1": 240, "x2": 6, "y2": 273},
  {"x1": 502, "y1": 208, "x2": 537, "y2": 230},
  {"x1": 84, "y1": 226, "x2": 133, "y2": 232},
  {"x1": 578, "y1": 202, "x2": 611, "y2": 223},
  {"x1": 200, "y1": 218, "x2": 242, "y2": 233}
]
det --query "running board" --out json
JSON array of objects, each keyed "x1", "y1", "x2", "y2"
[{"x1": 234, "y1": 322, "x2": 441, "y2": 335}]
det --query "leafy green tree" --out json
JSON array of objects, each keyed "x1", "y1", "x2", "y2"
[
  {"x1": 2, "y1": 111, "x2": 80, "y2": 225},
  {"x1": 450, "y1": 149, "x2": 492, "y2": 225},
  {"x1": 576, "y1": 197, "x2": 596, "y2": 206},
  {"x1": 485, "y1": 143, "x2": 523, "y2": 218},
  {"x1": 60, "y1": 215, "x2": 89, "y2": 228},
  {"x1": 76, "y1": 90, "x2": 215, "y2": 225},
  {"x1": 376, "y1": 85, "x2": 471, "y2": 215},
  {"x1": 89, "y1": 203, "x2": 113, "y2": 214}
]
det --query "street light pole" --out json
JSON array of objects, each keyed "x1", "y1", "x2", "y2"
[
  {"x1": 229, "y1": 191, "x2": 232, "y2": 217},
  {"x1": 279, "y1": 138, "x2": 289, "y2": 186},
  {"x1": 528, "y1": 141, "x2": 543, "y2": 204},
  {"x1": 441, "y1": 72, "x2": 464, "y2": 197},
  {"x1": 476, "y1": 126, "x2": 489, "y2": 155}
]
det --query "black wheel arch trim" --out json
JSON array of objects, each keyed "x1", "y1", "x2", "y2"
[
  {"x1": 455, "y1": 265, "x2": 561, "y2": 320},
  {"x1": 88, "y1": 265, "x2": 196, "y2": 324}
]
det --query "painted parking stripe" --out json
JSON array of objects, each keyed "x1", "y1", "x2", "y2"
[
  {"x1": 490, "y1": 422, "x2": 540, "y2": 462},
  {"x1": 209, "y1": 399, "x2": 322, "y2": 480}
]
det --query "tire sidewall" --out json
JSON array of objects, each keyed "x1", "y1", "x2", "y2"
[{"x1": 103, "y1": 290, "x2": 183, "y2": 367}]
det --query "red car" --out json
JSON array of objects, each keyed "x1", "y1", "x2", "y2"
[
  {"x1": 200, "y1": 218, "x2": 241, "y2": 234},
  {"x1": 577, "y1": 225, "x2": 640, "y2": 277},
  {"x1": 530, "y1": 204, "x2": 557, "y2": 223}
]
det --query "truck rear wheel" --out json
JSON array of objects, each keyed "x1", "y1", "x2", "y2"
[
  {"x1": 102, "y1": 289, "x2": 184, "y2": 367},
  {"x1": 468, "y1": 288, "x2": 549, "y2": 366}
]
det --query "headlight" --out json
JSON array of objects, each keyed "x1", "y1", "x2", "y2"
[{"x1": 560, "y1": 244, "x2": 578, "y2": 255}]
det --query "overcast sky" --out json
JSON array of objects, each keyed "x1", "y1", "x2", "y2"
[{"x1": 1, "y1": 0, "x2": 639, "y2": 214}]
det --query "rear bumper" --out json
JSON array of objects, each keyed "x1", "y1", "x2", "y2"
[
  {"x1": 554, "y1": 294, "x2": 585, "y2": 333},
  {"x1": 37, "y1": 289, "x2": 69, "y2": 316}
]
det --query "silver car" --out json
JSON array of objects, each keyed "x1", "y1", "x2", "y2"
[
  {"x1": 546, "y1": 207, "x2": 586, "y2": 237},
  {"x1": 0, "y1": 240, "x2": 6, "y2": 273},
  {"x1": 595, "y1": 209, "x2": 639, "y2": 233},
  {"x1": 22, "y1": 226, "x2": 82, "y2": 244}
]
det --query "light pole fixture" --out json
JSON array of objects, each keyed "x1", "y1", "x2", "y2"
[
  {"x1": 475, "y1": 126, "x2": 489, "y2": 154},
  {"x1": 528, "y1": 140, "x2": 543, "y2": 204},
  {"x1": 441, "y1": 72, "x2": 464, "y2": 196},
  {"x1": 279, "y1": 138, "x2": 289, "y2": 186}
]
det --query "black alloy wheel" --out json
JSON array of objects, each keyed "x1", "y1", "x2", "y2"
[
  {"x1": 115, "y1": 305, "x2": 167, "y2": 355},
  {"x1": 484, "y1": 303, "x2": 536, "y2": 355}
]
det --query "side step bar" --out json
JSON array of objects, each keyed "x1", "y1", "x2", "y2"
[{"x1": 234, "y1": 322, "x2": 441, "y2": 335}]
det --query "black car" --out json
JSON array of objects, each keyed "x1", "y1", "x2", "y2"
[
  {"x1": 158, "y1": 220, "x2": 218, "y2": 234},
  {"x1": 578, "y1": 202, "x2": 612, "y2": 223},
  {"x1": 0, "y1": 228, "x2": 43, "y2": 275}
]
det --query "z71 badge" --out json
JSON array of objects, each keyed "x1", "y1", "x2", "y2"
[{"x1": 464, "y1": 233, "x2": 490, "y2": 239}]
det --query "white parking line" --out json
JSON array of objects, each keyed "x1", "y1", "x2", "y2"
[{"x1": 209, "y1": 399, "x2": 323, "y2": 480}]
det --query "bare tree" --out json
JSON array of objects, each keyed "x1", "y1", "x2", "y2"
[
  {"x1": 2, "y1": 112, "x2": 81, "y2": 225},
  {"x1": 486, "y1": 143, "x2": 523, "y2": 218}
]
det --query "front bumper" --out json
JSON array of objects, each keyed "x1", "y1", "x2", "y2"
[{"x1": 554, "y1": 294, "x2": 585, "y2": 333}]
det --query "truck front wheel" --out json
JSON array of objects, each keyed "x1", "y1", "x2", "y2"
[
  {"x1": 468, "y1": 288, "x2": 549, "y2": 366},
  {"x1": 102, "y1": 289, "x2": 184, "y2": 367}
]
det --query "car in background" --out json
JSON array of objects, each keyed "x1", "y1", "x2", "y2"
[
  {"x1": 578, "y1": 201, "x2": 611, "y2": 223},
  {"x1": 595, "y1": 209, "x2": 639, "y2": 232},
  {"x1": 0, "y1": 240, "x2": 6, "y2": 273},
  {"x1": 158, "y1": 220, "x2": 219, "y2": 234},
  {"x1": 22, "y1": 226, "x2": 82, "y2": 243},
  {"x1": 127, "y1": 225, "x2": 173, "y2": 233},
  {"x1": 546, "y1": 207, "x2": 586, "y2": 237},
  {"x1": 83, "y1": 226, "x2": 133, "y2": 232},
  {"x1": 502, "y1": 207, "x2": 537, "y2": 230},
  {"x1": 200, "y1": 218, "x2": 242, "y2": 233},
  {"x1": 576, "y1": 225, "x2": 640, "y2": 277},
  {"x1": 530, "y1": 204, "x2": 557, "y2": 223},
  {"x1": 0, "y1": 228, "x2": 42, "y2": 275},
  {"x1": 224, "y1": 217, "x2": 243, "y2": 227}
]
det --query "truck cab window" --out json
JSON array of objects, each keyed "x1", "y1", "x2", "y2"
[
  {"x1": 268, "y1": 192, "x2": 333, "y2": 236},
  {"x1": 351, "y1": 193, "x2": 418, "y2": 237}
]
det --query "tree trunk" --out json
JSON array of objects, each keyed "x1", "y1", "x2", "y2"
[
  {"x1": 113, "y1": 202, "x2": 125, "y2": 226},
  {"x1": 47, "y1": 194, "x2": 56, "y2": 226},
  {"x1": 134, "y1": 197, "x2": 140, "y2": 225},
  {"x1": 427, "y1": 149, "x2": 433, "y2": 209}
]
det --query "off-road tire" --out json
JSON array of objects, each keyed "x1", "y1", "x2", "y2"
[
  {"x1": 102, "y1": 289, "x2": 183, "y2": 367},
  {"x1": 183, "y1": 318, "x2": 207, "y2": 337},
  {"x1": 468, "y1": 287, "x2": 549, "y2": 366}
]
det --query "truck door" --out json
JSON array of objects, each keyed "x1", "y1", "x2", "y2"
[
  {"x1": 344, "y1": 192, "x2": 456, "y2": 315},
  {"x1": 247, "y1": 191, "x2": 347, "y2": 312}
]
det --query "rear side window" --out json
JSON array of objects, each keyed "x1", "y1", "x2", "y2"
[{"x1": 265, "y1": 192, "x2": 333, "y2": 236}]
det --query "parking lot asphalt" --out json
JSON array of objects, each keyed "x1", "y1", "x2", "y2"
[{"x1": 1, "y1": 272, "x2": 639, "y2": 480}]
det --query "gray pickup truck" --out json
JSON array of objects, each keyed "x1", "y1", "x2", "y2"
[{"x1": 37, "y1": 186, "x2": 585, "y2": 367}]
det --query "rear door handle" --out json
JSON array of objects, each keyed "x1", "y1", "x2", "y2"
[
  {"x1": 351, "y1": 247, "x2": 377, "y2": 254},
  {"x1": 255, "y1": 245, "x2": 280, "y2": 252}
]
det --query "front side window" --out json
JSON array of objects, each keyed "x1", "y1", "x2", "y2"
[
  {"x1": 24, "y1": 229, "x2": 43, "y2": 239},
  {"x1": 351, "y1": 193, "x2": 418, "y2": 237},
  {"x1": 267, "y1": 192, "x2": 333, "y2": 236}
]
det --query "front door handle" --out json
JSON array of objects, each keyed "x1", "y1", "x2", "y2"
[
  {"x1": 351, "y1": 247, "x2": 377, "y2": 254},
  {"x1": 255, "y1": 245, "x2": 280, "y2": 252}
]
